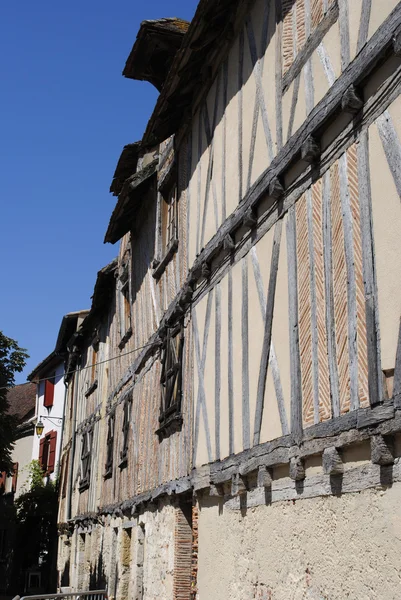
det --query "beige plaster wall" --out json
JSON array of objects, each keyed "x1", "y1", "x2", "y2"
[
  {"x1": 197, "y1": 484, "x2": 401, "y2": 599},
  {"x1": 12, "y1": 433, "x2": 34, "y2": 496},
  {"x1": 369, "y1": 97, "x2": 401, "y2": 372}
]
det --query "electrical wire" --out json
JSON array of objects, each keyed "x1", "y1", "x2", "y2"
[{"x1": 0, "y1": 339, "x2": 160, "y2": 391}]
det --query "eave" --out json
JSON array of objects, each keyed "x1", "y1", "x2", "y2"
[
  {"x1": 141, "y1": 0, "x2": 253, "y2": 147},
  {"x1": 123, "y1": 18, "x2": 190, "y2": 92},
  {"x1": 104, "y1": 159, "x2": 158, "y2": 245},
  {"x1": 110, "y1": 142, "x2": 141, "y2": 197}
]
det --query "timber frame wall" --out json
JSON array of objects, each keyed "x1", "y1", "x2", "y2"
[{"x1": 58, "y1": 0, "x2": 401, "y2": 592}]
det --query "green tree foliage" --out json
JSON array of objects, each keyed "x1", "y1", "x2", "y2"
[
  {"x1": 12, "y1": 461, "x2": 59, "y2": 593},
  {"x1": 0, "y1": 331, "x2": 29, "y2": 473}
]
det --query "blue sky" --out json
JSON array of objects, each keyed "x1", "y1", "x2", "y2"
[{"x1": 0, "y1": 0, "x2": 198, "y2": 383}]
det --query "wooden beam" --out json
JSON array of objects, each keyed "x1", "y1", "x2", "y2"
[{"x1": 253, "y1": 220, "x2": 283, "y2": 446}]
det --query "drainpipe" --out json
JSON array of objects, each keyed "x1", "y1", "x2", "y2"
[
  {"x1": 67, "y1": 365, "x2": 80, "y2": 521},
  {"x1": 56, "y1": 378, "x2": 69, "y2": 482}
]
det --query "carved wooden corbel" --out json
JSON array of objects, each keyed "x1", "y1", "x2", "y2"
[
  {"x1": 322, "y1": 447, "x2": 344, "y2": 475},
  {"x1": 371, "y1": 434, "x2": 394, "y2": 465},
  {"x1": 243, "y1": 207, "x2": 257, "y2": 228},
  {"x1": 341, "y1": 85, "x2": 363, "y2": 114},
  {"x1": 268, "y1": 176, "x2": 284, "y2": 199},
  {"x1": 301, "y1": 135, "x2": 321, "y2": 163},
  {"x1": 289, "y1": 457, "x2": 305, "y2": 481},
  {"x1": 231, "y1": 472, "x2": 247, "y2": 497}
]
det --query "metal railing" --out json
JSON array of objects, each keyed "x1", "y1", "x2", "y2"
[{"x1": 15, "y1": 590, "x2": 107, "y2": 600}]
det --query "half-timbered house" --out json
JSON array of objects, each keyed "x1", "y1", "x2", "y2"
[{"x1": 58, "y1": 2, "x2": 401, "y2": 598}]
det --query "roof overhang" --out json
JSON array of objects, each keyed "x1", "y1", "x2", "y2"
[
  {"x1": 104, "y1": 159, "x2": 158, "y2": 244},
  {"x1": 110, "y1": 142, "x2": 141, "y2": 197},
  {"x1": 141, "y1": 0, "x2": 252, "y2": 146},
  {"x1": 123, "y1": 18, "x2": 190, "y2": 91},
  {"x1": 28, "y1": 310, "x2": 89, "y2": 381}
]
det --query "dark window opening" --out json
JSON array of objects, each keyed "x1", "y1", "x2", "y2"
[
  {"x1": 157, "y1": 323, "x2": 184, "y2": 439},
  {"x1": 119, "y1": 399, "x2": 131, "y2": 468},
  {"x1": 79, "y1": 429, "x2": 93, "y2": 491},
  {"x1": 105, "y1": 414, "x2": 115, "y2": 478}
]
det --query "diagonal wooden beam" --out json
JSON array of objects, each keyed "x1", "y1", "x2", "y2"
[
  {"x1": 192, "y1": 291, "x2": 214, "y2": 464},
  {"x1": 253, "y1": 220, "x2": 283, "y2": 446}
]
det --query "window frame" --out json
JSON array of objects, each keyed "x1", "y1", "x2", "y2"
[
  {"x1": 79, "y1": 428, "x2": 93, "y2": 492},
  {"x1": 153, "y1": 161, "x2": 179, "y2": 280},
  {"x1": 156, "y1": 323, "x2": 184, "y2": 439},
  {"x1": 43, "y1": 373, "x2": 56, "y2": 408},
  {"x1": 104, "y1": 413, "x2": 115, "y2": 478},
  {"x1": 39, "y1": 430, "x2": 57, "y2": 476},
  {"x1": 119, "y1": 398, "x2": 132, "y2": 469}
]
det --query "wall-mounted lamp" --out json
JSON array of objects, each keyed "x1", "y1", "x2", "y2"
[
  {"x1": 35, "y1": 415, "x2": 64, "y2": 437},
  {"x1": 35, "y1": 419, "x2": 45, "y2": 437}
]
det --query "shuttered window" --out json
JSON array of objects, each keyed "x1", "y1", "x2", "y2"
[
  {"x1": 105, "y1": 413, "x2": 115, "y2": 477},
  {"x1": 79, "y1": 429, "x2": 93, "y2": 491},
  {"x1": 44, "y1": 375, "x2": 55, "y2": 408},
  {"x1": 39, "y1": 431, "x2": 57, "y2": 475},
  {"x1": 119, "y1": 400, "x2": 131, "y2": 468},
  {"x1": 11, "y1": 463, "x2": 18, "y2": 493},
  {"x1": 157, "y1": 324, "x2": 184, "y2": 438},
  {"x1": 0, "y1": 471, "x2": 6, "y2": 494}
]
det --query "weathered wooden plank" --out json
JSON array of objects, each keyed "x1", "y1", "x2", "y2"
[
  {"x1": 393, "y1": 319, "x2": 401, "y2": 408},
  {"x1": 282, "y1": 1, "x2": 339, "y2": 93},
  {"x1": 215, "y1": 285, "x2": 222, "y2": 460},
  {"x1": 357, "y1": 0, "x2": 372, "y2": 54},
  {"x1": 246, "y1": 14, "x2": 274, "y2": 163},
  {"x1": 287, "y1": 207, "x2": 303, "y2": 441},
  {"x1": 286, "y1": 74, "x2": 301, "y2": 142},
  {"x1": 316, "y1": 42, "x2": 336, "y2": 86},
  {"x1": 228, "y1": 271, "x2": 234, "y2": 455},
  {"x1": 246, "y1": 0, "x2": 272, "y2": 191},
  {"x1": 222, "y1": 58, "x2": 228, "y2": 222},
  {"x1": 253, "y1": 220, "x2": 283, "y2": 446},
  {"x1": 275, "y1": 0, "x2": 283, "y2": 151},
  {"x1": 357, "y1": 401, "x2": 394, "y2": 428},
  {"x1": 306, "y1": 189, "x2": 320, "y2": 424},
  {"x1": 338, "y1": 0, "x2": 350, "y2": 71},
  {"x1": 339, "y1": 153, "x2": 359, "y2": 411},
  {"x1": 238, "y1": 25, "x2": 244, "y2": 203},
  {"x1": 242, "y1": 259, "x2": 251, "y2": 450},
  {"x1": 376, "y1": 109, "x2": 401, "y2": 201},
  {"x1": 304, "y1": 59, "x2": 315, "y2": 116},
  {"x1": 192, "y1": 294, "x2": 214, "y2": 464},
  {"x1": 250, "y1": 247, "x2": 289, "y2": 436},
  {"x1": 322, "y1": 171, "x2": 340, "y2": 418},
  {"x1": 196, "y1": 113, "x2": 202, "y2": 255},
  {"x1": 357, "y1": 129, "x2": 382, "y2": 406}
]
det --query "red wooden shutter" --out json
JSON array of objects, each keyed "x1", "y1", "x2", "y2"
[
  {"x1": 39, "y1": 438, "x2": 45, "y2": 471},
  {"x1": 12, "y1": 463, "x2": 18, "y2": 493},
  {"x1": 47, "y1": 431, "x2": 57, "y2": 474},
  {"x1": 44, "y1": 377, "x2": 55, "y2": 408},
  {"x1": 0, "y1": 471, "x2": 6, "y2": 493}
]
